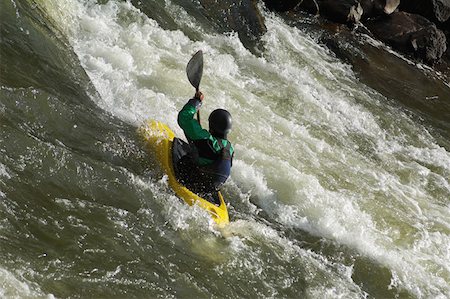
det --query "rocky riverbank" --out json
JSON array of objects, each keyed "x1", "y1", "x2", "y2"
[
  {"x1": 159, "y1": 0, "x2": 449, "y2": 82},
  {"x1": 263, "y1": 0, "x2": 449, "y2": 68}
]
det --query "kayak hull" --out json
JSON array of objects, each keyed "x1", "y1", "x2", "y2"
[{"x1": 139, "y1": 120, "x2": 229, "y2": 226}]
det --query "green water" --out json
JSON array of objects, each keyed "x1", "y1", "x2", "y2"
[{"x1": 1, "y1": 0, "x2": 449, "y2": 298}]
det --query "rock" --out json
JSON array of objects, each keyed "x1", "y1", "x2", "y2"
[
  {"x1": 360, "y1": 0, "x2": 375, "y2": 17},
  {"x1": 179, "y1": 0, "x2": 267, "y2": 54},
  {"x1": 366, "y1": 12, "x2": 447, "y2": 63},
  {"x1": 262, "y1": 0, "x2": 303, "y2": 11},
  {"x1": 296, "y1": 0, "x2": 320, "y2": 15},
  {"x1": 380, "y1": 0, "x2": 400, "y2": 14},
  {"x1": 316, "y1": 0, "x2": 363, "y2": 24},
  {"x1": 293, "y1": 0, "x2": 319, "y2": 15},
  {"x1": 130, "y1": 0, "x2": 178, "y2": 31},
  {"x1": 399, "y1": 0, "x2": 450, "y2": 24},
  {"x1": 322, "y1": 34, "x2": 368, "y2": 64},
  {"x1": 411, "y1": 27, "x2": 447, "y2": 62},
  {"x1": 360, "y1": 0, "x2": 400, "y2": 19},
  {"x1": 206, "y1": 0, "x2": 267, "y2": 39}
]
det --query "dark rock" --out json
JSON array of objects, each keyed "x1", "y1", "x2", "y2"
[
  {"x1": 316, "y1": 0, "x2": 363, "y2": 24},
  {"x1": 360, "y1": 0, "x2": 375, "y2": 17},
  {"x1": 133, "y1": 0, "x2": 266, "y2": 54},
  {"x1": 399, "y1": 0, "x2": 450, "y2": 24},
  {"x1": 434, "y1": 51, "x2": 450, "y2": 79},
  {"x1": 360, "y1": 0, "x2": 400, "y2": 19},
  {"x1": 296, "y1": 0, "x2": 320, "y2": 15},
  {"x1": 130, "y1": 0, "x2": 179, "y2": 31},
  {"x1": 148, "y1": 0, "x2": 267, "y2": 55},
  {"x1": 379, "y1": 0, "x2": 400, "y2": 14},
  {"x1": 366, "y1": 12, "x2": 447, "y2": 63},
  {"x1": 199, "y1": 0, "x2": 266, "y2": 40},
  {"x1": 322, "y1": 34, "x2": 368, "y2": 64},
  {"x1": 445, "y1": 30, "x2": 450, "y2": 55},
  {"x1": 263, "y1": 0, "x2": 303, "y2": 11},
  {"x1": 411, "y1": 25, "x2": 447, "y2": 62}
]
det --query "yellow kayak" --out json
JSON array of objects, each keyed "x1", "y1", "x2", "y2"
[{"x1": 139, "y1": 120, "x2": 229, "y2": 226}]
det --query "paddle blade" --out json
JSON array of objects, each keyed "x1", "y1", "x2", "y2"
[{"x1": 186, "y1": 50, "x2": 203, "y2": 90}]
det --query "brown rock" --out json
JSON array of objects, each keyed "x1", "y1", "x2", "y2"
[
  {"x1": 296, "y1": 0, "x2": 320, "y2": 15},
  {"x1": 262, "y1": 0, "x2": 303, "y2": 11},
  {"x1": 366, "y1": 12, "x2": 447, "y2": 63},
  {"x1": 360, "y1": 0, "x2": 400, "y2": 19},
  {"x1": 316, "y1": 0, "x2": 363, "y2": 23},
  {"x1": 381, "y1": 0, "x2": 400, "y2": 14},
  {"x1": 196, "y1": 0, "x2": 267, "y2": 53},
  {"x1": 399, "y1": 0, "x2": 450, "y2": 23}
]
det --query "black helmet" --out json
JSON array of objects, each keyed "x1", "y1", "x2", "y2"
[{"x1": 208, "y1": 109, "x2": 232, "y2": 138}]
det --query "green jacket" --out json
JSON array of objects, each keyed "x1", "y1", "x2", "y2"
[{"x1": 177, "y1": 98, "x2": 234, "y2": 166}]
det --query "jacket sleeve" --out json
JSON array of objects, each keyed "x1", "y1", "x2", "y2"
[{"x1": 177, "y1": 98, "x2": 210, "y2": 141}]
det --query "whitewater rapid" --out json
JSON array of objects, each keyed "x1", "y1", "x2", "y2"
[{"x1": 3, "y1": 0, "x2": 450, "y2": 297}]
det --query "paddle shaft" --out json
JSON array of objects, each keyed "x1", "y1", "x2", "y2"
[
  {"x1": 186, "y1": 50, "x2": 204, "y2": 125},
  {"x1": 196, "y1": 88, "x2": 201, "y2": 124}
]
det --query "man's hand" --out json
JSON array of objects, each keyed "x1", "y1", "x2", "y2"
[{"x1": 194, "y1": 91, "x2": 204, "y2": 101}]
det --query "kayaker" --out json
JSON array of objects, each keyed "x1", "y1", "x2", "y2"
[{"x1": 177, "y1": 91, "x2": 234, "y2": 197}]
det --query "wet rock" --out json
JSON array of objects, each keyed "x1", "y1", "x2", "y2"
[
  {"x1": 264, "y1": 0, "x2": 362, "y2": 23},
  {"x1": 379, "y1": 0, "x2": 400, "y2": 14},
  {"x1": 360, "y1": 0, "x2": 400, "y2": 19},
  {"x1": 399, "y1": 0, "x2": 450, "y2": 24},
  {"x1": 366, "y1": 12, "x2": 447, "y2": 63},
  {"x1": 296, "y1": 0, "x2": 320, "y2": 15},
  {"x1": 411, "y1": 27, "x2": 447, "y2": 63},
  {"x1": 322, "y1": 33, "x2": 368, "y2": 64},
  {"x1": 198, "y1": 0, "x2": 266, "y2": 53},
  {"x1": 130, "y1": 0, "x2": 178, "y2": 31},
  {"x1": 316, "y1": 0, "x2": 363, "y2": 24},
  {"x1": 133, "y1": 0, "x2": 266, "y2": 54},
  {"x1": 262, "y1": 0, "x2": 303, "y2": 11}
]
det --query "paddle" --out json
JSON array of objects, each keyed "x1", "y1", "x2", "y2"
[{"x1": 186, "y1": 50, "x2": 203, "y2": 124}]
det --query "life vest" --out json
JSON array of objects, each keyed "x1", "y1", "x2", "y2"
[
  {"x1": 192, "y1": 138, "x2": 233, "y2": 189},
  {"x1": 173, "y1": 137, "x2": 233, "y2": 195},
  {"x1": 200, "y1": 139, "x2": 232, "y2": 187}
]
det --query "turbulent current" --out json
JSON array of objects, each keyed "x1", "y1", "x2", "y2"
[{"x1": 1, "y1": 0, "x2": 450, "y2": 298}]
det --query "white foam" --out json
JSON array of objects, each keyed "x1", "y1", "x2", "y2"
[
  {"x1": 38, "y1": 0, "x2": 450, "y2": 296},
  {"x1": 223, "y1": 219, "x2": 366, "y2": 298},
  {"x1": 0, "y1": 163, "x2": 11, "y2": 180},
  {"x1": 0, "y1": 267, "x2": 54, "y2": 298}
]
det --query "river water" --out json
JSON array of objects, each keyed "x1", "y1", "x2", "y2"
[{"x1": 1, "y1": 0, "x2": 449, "y2": 298}]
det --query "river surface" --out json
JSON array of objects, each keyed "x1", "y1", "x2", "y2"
[{"x1": 1, "y1": 0, "x2": 450, "y2": 298}]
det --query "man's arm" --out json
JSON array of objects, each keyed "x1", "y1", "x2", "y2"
[{"x1": 177, "y1": 96, "x2": 210, "y2": 141}]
